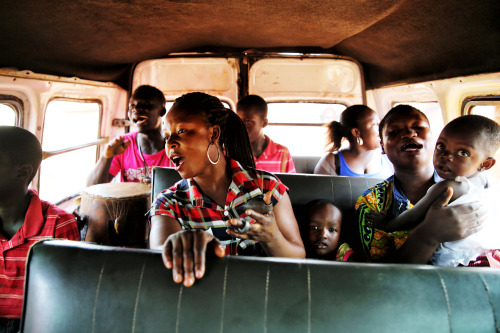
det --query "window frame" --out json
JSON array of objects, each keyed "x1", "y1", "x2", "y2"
[
  {"x1": 462, "y1": 96, "x2": 500, "y2": 115},
  {"x1": 39, "y1": 97, "x2": 104, "y2": 204},
  {"x1": 263, "y1": 100, "x2": 348, "y2": 156},
  {"x1": 0, "y1": 95, "x2": 23, "y2": 126},
  {"x1": 266, "y1": 100, "x2": 348, "y2": 126}
]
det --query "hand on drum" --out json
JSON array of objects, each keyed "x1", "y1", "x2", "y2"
[
  {"x1": 162, "y1": 229, "x2": 225, "y2": 287},
  {"x1": 103, "y1": 136, "x2": 131, "y2": 159}
]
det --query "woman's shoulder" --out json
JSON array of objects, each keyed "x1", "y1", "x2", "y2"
[
  {"x1": 240, "y1": 165, "x2": 289, "y2": 199},
  {"x1": 314, "y1": 152, "x2": 338, "y2": 175},
  {"x1": 248, "y1": 167, "x2": 285, "y2": 188},
  {"x1": 361, "y1": 176, "x2": 394, "y2": 196}
]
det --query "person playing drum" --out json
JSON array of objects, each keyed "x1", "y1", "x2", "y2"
[
  {"x1": 87, "y1": 85, "x2": 174, "y2": 185},
  {"x1": 149, "y1": 92, "x2": 305, "y2": 287}
]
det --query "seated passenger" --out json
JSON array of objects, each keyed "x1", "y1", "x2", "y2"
[
  {"x1": 87, "y1": 85, "x2": 174, "y2": 185},
  {"x1": 314, "y1": 105, "x2": 393, "y2": 178},
  {"x1": 356, "y1": 105, "x2": 490, "y2": 265},
  {"x1": 304, "y1": 199, "x2": 359, "y2": 262},
  {"x1": 366, "y1": 115, "x2": 500, "y2": 266},
  {"x1": 149, "y1": 92, "x2": 305, "y2": 287},
  {"x1": 0, "y1": 126, "x2": 80, "y2": 332},
  {"x1": 236, "y1": 95, "x2": 296, "y2": 173}
]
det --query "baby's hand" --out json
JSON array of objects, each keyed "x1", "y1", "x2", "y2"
[{"x1": 365, "y1": 210, "x2": 388, "y2": 229}]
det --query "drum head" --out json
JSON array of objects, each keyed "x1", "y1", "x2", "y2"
[{"x1": 81, "y1": 182, "x2": 150, "y2": 199}]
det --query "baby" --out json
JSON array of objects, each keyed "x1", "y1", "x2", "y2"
[
  {"x1": 367, "y1": 115, "x2": 500, "y2": 266},
  {"x1": 304, "y1": 199, "x2": 358, "y2": 262}
]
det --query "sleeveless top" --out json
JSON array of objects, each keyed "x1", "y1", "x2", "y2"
[{"x1": 337, "y1": 151, "x2": 393, "y2": 179}]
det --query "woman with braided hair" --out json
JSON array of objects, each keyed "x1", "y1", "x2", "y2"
[
  {"x1": 150, "y1": 92, "x2": 305, "y2": 287},
  {"x1": 314, "y1": 105, "x2": 393, "y2": 178}
]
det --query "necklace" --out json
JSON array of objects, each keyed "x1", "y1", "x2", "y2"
[{"x1": 137, "y1": 136, "x2": 151, "y2": 182}]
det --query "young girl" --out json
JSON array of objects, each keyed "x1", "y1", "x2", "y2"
[
  {"x1": 366, "y1": 115, "x2": 500, "y2": 266},
  {"x1": 304, "y1": 199, "x2": 359, "y2": 262},
  {"x1": 149, "y1": 92, "x2": 305, "y2": 287},
  {"x1": 314, "y1": 105, "x2": 393, "y2": 178}
]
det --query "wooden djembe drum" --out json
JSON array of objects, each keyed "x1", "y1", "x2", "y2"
[{"x1": 79, "y1": 183, "x2": 150, "y2": 248}]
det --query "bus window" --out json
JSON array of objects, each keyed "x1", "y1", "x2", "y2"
[
  {"x1": 265, "y1": 102, "x2": 346, "y2": 156},
  {"x1": 468, "y1": 102, "x2": 500, "y2": 180},
  {"x1": 393, "y1": 102, "x2": 443, "y2": 136},
  {"x1": 468, "y1": 104, "x2": 500, "y2": 123},
  {"x1": 39, "y1": 100, "x2": 101, "y2": 203},
  {"x1": 0, "y1": 103, "x2": 18, "y2": 126}
]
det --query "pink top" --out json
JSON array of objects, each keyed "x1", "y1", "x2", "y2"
[
  {"x1": 255, "y1": 136, "x2": 296, "y2": 173},
  {"x1": 109, "y1": 132, "x2": 174, "y2": 182}
]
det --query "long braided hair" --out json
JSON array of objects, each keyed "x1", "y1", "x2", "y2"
[{"x1": 171, "y1": 92, "x2": 256, "y2": 169}]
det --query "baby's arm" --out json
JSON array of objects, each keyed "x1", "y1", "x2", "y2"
[
  {"x1": 365, "y1": 210, "x2": 389, "y2": 229},
  {"x1": 368, "y1": 180, "x2": 468, "y2": 232}
]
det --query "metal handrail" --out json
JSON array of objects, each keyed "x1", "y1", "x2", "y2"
[{"x1": 42, "y1": 137, "x2": 109, "y2": 160}]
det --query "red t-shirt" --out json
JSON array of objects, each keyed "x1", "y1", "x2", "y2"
[
  {"x1": 255, "y1": 136, "x2": 296, "y2": 173},
  {"x1": 0, "y1": 190, "x2": 80, "y2": 319}
]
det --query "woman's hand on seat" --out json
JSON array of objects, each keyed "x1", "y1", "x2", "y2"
[{"x1": 162, "y1": 229, "x2": 225, "y2": 287}]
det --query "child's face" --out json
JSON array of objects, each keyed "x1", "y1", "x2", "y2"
[
  {"x1": 307, "y1": 204, "x2": 342, "y2": 257},
  {"x1": 236, "y1": 108, "x2": 267, "y2": 143},
  {"x1": 433, "y1": 127, "x2": 490, "y2": 179}
]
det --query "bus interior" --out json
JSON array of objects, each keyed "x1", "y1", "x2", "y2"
[
  {"x1": 2, "y1": 1, "x2": 500, "y2": 331},
  {"x1": 2, "y1": 1, "x2": 500, "y2": 205}
]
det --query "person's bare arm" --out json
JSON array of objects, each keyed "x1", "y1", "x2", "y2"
[
  {"x1": 369, "y1": 180, "x2": 469, "y2": 232},
  {"x1": 398, "y1": 187, "x2": 487, "y2": 264},
  {"x1": 150, "y1": 215, "x2": 225, "y2": 287},
  {"x1": 149, "y1": 215, "x2": 183, "y2": 249},
  {"x1": 313, "y1": 154, "x2": 337, "y2": 175},
  {"x1": 226, "y1": 192, "x2": 305, "y2": 258},
  {"x1": 86, "y1": 155, "x2": 114, "y2": 186},
  {"x1": 86, "y1": 136, "x2": 131, "y2": 186}
]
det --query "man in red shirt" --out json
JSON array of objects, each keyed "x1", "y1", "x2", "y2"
[
  {"x1": 0, "y1": 126, "x2": 80, "y2": 332},
  {"x1": 236, "y1": 95, "x2": 296, "y2": 173}
]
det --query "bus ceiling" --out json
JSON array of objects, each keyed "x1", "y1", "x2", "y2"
[
  {"x1": 1, "y1": 1, "x2": 499, "y2": 91},
  {"x1": 132, "y1": 55, "x2": 365, "y2": 106}
]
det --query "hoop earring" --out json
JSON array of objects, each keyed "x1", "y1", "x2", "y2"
[
  {"x1": 207, "y1": 142, "x2": 220, "y2": 165},
  {"x1": 357, "y1": 137, "x2": 364, "y2": 145}
]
